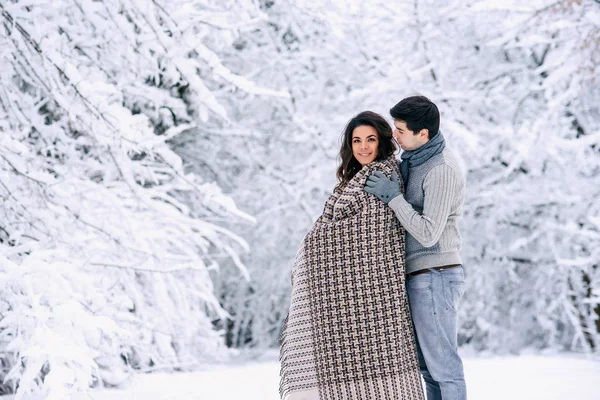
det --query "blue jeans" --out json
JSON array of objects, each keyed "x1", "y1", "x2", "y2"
[{"x1": 406, "y1": 266, "x2": 467, "y2": 400}]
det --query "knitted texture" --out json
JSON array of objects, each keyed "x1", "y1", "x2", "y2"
[
  {"x1": 389, "y1": 147, "x2": 465, "y2": 274},
  {"x1": 279, "y1": 157, "x2": 424, "y2": 400}
]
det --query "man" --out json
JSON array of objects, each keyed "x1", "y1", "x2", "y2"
[{"x1": 364, "y1": 96, "x2": 467, "y2": 400}]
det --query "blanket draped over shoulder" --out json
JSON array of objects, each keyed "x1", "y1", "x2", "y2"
[{"x1": 279, "y1": 157, "x2": 425, "y2": 400}]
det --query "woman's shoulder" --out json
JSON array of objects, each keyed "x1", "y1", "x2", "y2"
[{"x1": 368, "y1": 156, "x2": 399, "y2": 176}]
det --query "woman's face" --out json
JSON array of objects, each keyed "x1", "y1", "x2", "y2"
[{"x1": 352, "y1": 125, "x2": 379, "y2": 166}]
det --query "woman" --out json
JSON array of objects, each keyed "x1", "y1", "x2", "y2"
[{"x1": 279, "y1": 111, "x2": 424, "y2": 400}]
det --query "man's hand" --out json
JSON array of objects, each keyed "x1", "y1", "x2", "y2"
[{"x1": 364, "y1": 171, "x2": 401, "y2": 204}]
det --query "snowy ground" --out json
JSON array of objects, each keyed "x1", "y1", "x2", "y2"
[{"x1": 3, "y1": 353, "x2": 599, "y2": 399}]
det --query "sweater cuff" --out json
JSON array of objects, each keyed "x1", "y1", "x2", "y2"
[{"x1": 388, "y1": 195, "x2": 415, "y2": 222}]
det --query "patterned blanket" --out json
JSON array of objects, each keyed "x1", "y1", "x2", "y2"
[{"x1": 279, "y1": 156, "x2": 424, "y2": 400}]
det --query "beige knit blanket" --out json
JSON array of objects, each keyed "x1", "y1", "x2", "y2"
[{"x1": 279, "y1": 157, "x2": 424, "y2": 400}]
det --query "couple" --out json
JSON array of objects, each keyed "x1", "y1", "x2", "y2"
[{"x1": 279, "y1": 96, "x2": 466, "y2": 400}]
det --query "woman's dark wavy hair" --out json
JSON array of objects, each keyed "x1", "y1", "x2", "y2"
[{"x1": 336, "y1": 111, "x2": 396, "y2": 188}]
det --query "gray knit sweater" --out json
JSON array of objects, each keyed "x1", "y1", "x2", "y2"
[{"x1": 388, "y1": 147, "x2": 465, "y2": 274}]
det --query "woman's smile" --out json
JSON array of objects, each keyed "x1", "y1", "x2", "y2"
[{"x1": 352, "y1": 125, "x2": 379, "y2": 165}]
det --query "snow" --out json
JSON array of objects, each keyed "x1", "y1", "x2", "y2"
[
  {"x1": 1, "y1": 354, "x2": 598, "y2": 399},
  {"x1": 2, "y1": 0, "x2": 600, "y2": 396}
]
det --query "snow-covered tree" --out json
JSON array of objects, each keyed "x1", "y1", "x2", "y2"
[
  {"x1": 457, "y1": 0, "x2": 600, "y2": 352},
  {"x1": 182, "y1": 0, "x2": 366, "y2": 348},
  {"x1": 0, "y1": 0, "x2": 285, "y2": 397},
  {"x1": 1, "y1": 0, "x2": 598, "y2": 397},
  {"x1": 195, "y1": 0, "x2": 600, "y2": 354}
]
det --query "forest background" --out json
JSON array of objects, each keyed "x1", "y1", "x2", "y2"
[{"x1": 0, "y1": 0, "x2": 598, "y2": 398}]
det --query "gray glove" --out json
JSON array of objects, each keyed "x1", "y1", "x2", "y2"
[{"x1": 364, "y1": 171, "x2": 401, "y2": 204}]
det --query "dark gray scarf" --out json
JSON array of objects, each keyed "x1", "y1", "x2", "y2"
[{"x1": 400, "y1": 131, "x2": 446, "y2": 183}]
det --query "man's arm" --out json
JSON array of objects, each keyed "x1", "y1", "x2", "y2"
[{"x1": 388, "y1": 165, "x2": 462, "y2": 248}]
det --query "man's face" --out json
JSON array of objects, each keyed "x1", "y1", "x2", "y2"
[{"x1": 393, "y1": 120, "x2": 429, "y2": 151}]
